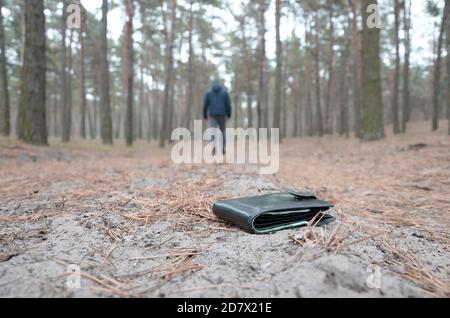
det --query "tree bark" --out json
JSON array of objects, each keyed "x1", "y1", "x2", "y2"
[
  {"x1": 51, "y1": 87, "x2": 57, "y2": 137},
  {"x1": 145, "y1": 85, "x2": 152, "y2": 142},
  {"x1": 432, "y1": 2, "x2": 447, "y2": 131},
  {"x1": 257, "y1": 0, "x2": 267, "y2": 130},
  {"x1": 295, "y1": 38, "x2": 304, "y2": 137},
  {"x1": 138, "y1": 1, "x2": 148, "y2": 140},
  {"x1": 67, "y1": 30, "x2": 74, "y2": 141},
  {"x1": 167, "y1": 62, "x2": 176, "y2": 142},
  {"x1": 360, "y1": 0, "x2": 384, "y2": 141},
  {"x1": 87, "y1": 100, "x2": 94, "y2": 139},
  {"x1": 92, "y1": 44, "x2": 101, "y2": 139},
  {"x1": 184, "y1": 0, "x2": 194, "y2": 130},
  {"x1": 339, "y1": 30, "x2": 351, "y2": 138},
  {"x1": 325, "y1": 0, "x2": 334, "y2": 135},
  {"x1": 17, "y1": 2, "x2": 26, "y2": 141},
  {"x1": 124, "y1": 0, "x2": 134, "y2": 147},
  {"x1": 241, "y1": 15, "x2": 253, "y2": 128},
  {"x1": 61, "y1": 1, "x2": 70, "y2": 143},
  {"x1": 233, "y1": 69, "x2": 241, "y2": 128},
  {"x1": 273, "y1": 0, "x2": 282, "y2": 138},
  {"x1": 159, "y1": 0, "x2": 177, "y2": 148},
  {"x1": 152, "y1": 75, "x2": 159, "y2": 140},
  {"x1": 304, "y1": 16, "x2": 313, "y2": 137},
  {"x1": 18, "y1": 0, "x2": 47, "y2": 145},
  {"x1": 79, "y1": 2, "x2": 87, "y2": 139},
  {"x1": 349, "y1": 0, "x2": 362, "y2": 137},
  {"x1": 0, "y1": 0, "x2": 10, "y2": 137},
  {"x1": 391, "y1": 0, "x2": 400, "y2": 134},
  {"x1": 401, "y1": 0, "x2": 411, "y2": 133},
  {"x1": 313, "y1": 7, "x2": 323, "y2": 137},
  {"x1": 281, "y1": 41, "x2": 287, "y2": 138},
  {"x1": 138, "y1": 57, "x2": 144, "y2": 140},
  {"x1": 100, "y1": 0, "x2": 113, "y2": 144},
  {"x1": 446, "y1": 0, "x2": 450, "y2": 135},
  {"x1": 292, "y1": 75, "x2": 299, "y2": 137}
]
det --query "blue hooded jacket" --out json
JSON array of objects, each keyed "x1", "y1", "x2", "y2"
[{"x1": 203, "y1": 81, "x2": 232, "y2": 119}]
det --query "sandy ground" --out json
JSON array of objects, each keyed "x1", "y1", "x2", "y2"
[{"x1": 0, "y1": 122, "x2": 448, "y2": 298}]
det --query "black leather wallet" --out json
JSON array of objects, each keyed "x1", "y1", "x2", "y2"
[{"x1": 213, "y1": 191, "x2": 335, "y2": 234}]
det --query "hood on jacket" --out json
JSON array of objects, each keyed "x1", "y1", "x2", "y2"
[{"x1": 212, "y1": 79, "x2": 223, "y2": 93}]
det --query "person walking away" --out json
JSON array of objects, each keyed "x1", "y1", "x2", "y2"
[{"x1": 203, "y1": 79, "x2": 232, "y2": 154}]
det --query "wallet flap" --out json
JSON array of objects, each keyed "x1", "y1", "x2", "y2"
[{"x1": 288, "y1": 191, "x2": 317, "y2": 200}]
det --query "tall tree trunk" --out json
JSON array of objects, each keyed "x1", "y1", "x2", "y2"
[
  {"x1": 52, "y1": 90, "x2": 57, "y2": 137},
  {"x1": 124, "y1": 0, "x2": 134, "y2": 147},
  {"x1": 295, "y1": 39, "x2": 304, "y2": 137},
  {"x1": 325, "y1": 0, "x2": 334, "y2": 135},
  {"x1": 61, "y1": 2, "x2": 70, "y2": 143},
  {"x1": 257, "y1": 0, "x2": 267, "y2": 129},
  {"x1": 87, "y1": 101, "x2": 94, "y2": 139},
  {"x1": 17, "y1": 3, "x2": 26, "y2": 141},
  {"x1": 241, "y1": 15, "x2": 253, "y2": 129},
  {"x1": 115, "y1": 108, "x2": 121, "y2": 139},
  {"x1": 292, "y1": 76, "x2": 299, "y2": 137},
  {"x1": 401, "y1": 0, "x2": 411, "y2": 133},
  {"x1": 184, "y1": 0, "x2": 194, "y2": 130},
  {"x1": 120, "y1": 36, "x2": 127, "y2": 139},
  {"x1": 282, "y1": 41, "x2": 288, "y2": 138},
  {"x1": 313, "y1": 8, "x2": 323, "y2": 137},
  {"x1": 304, "y1": 19, "x2": 313, "y2": 137},
  {"x1": 432, "y1": 1, "x2": 448, "y2": 131},
  {"x1": 446, "y1": 0, "x2": 450, "y2": 135},
  {"x1": 0, "y1": 0, "x2": 10, "y2": 137},
  {"x1": 145, "y1": 86, "x2": 152, "y2": 142},
  {"x1": 167, "y1": 66, "x2": 176, "y2": 142},
  {"x1": 273, "y1": 0, "x2": 282, "y2": 138},
  {"x1": 145, "y1": 88, "x2": 151, "y2": 142},
  {"x1": 93, "y1": 97, "x2": 99, "y2": 138},
  {"x1": 138, "y1": 2, "x2": 148, "y2": 140},
  {"x1": 51, "y1": 47, "x2": 59, "y2": 137},
  {"x1": 159, "y1": 0, "x2": 177, "y2": 148},
  {"x1": 18, "y1": 0, "x2": 47, "y2": 145},
  {"x1": 233, "y1": 71, "x2": 241, "y2": 127},
  {"x1": 67, "y1": 30, "x2": 74, "y2": 140},
  {"x1": 92, "y1": 45, "x2": 101, "y2": 139},
  {"x1": 360, "y1": 0, "x2": 384, "y2": 141},
  {"x1": 138, "y1": 58, "x2": 144, "y2": 140},
  {"x1": 391, "y1": 0, "x2": 400, "y2": 134},
  {"x1": 79, "y1": 3, "x2": 87, "y2": 139},
  {"x1": 100, "y1": 0, "x2": 113, "y2": 144},
  {"x1": 350, "y1": 0, "x2": 362, "y2": 137},
  {"x1": 152, "y1": 76, "x2": 159, "y2": 140},
  {"x1": 339, "y1": 30, "x2": 351, "y2": 138}
]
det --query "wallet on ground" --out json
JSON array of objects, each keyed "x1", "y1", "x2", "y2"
[{"x1": 213, "y1": 191, "x2": 335, "y2": 234}]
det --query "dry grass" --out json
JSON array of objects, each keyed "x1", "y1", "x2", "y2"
[
  {"x1": 124, "y1": 178, "x2": 234, "y2": 232},
  {"x1": 379, "y1": 239, "x2": 450, "y2": 297}
]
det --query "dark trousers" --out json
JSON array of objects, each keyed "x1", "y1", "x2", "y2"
[{"x1": 209, "y1": 115, "x2": 227, "y2": 153}]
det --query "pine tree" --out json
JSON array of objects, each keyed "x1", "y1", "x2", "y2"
[
  {"x1": 124, "y1": 0, "x2": 134, "y2": 147},
  {"x1": 100, "y1": 0, "x2": 113, "y2": 144},
  {"x1": 432, "y1": 0, "x2": 447, "y2": 131},
  {"x1": 360, "y1": 0, "x2": 384, "y2": 141},
  {"x1": 392, "y1": 0, "x2": 400, "y2": 134},
  {"x1": 0, "y1": 0, "x2": 9, "y2": 137},
  {"x1": 18, "y1": 0, "x2": 47, "y2": 145},
  {"x1": 273, "y1": 0, "x2": 282, "y2": 138}
]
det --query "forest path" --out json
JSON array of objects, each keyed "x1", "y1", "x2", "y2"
[{"x1": 0, "y1": 122, "x2": 448, "y2": 297}]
